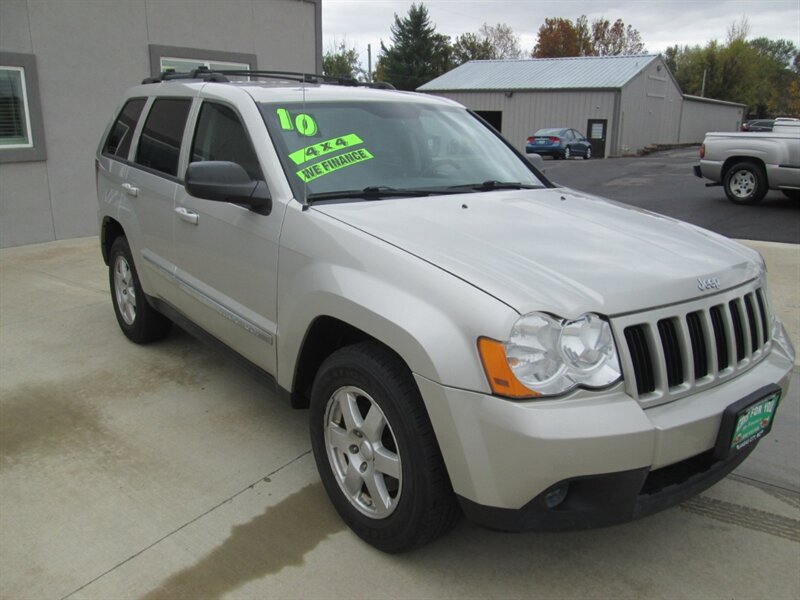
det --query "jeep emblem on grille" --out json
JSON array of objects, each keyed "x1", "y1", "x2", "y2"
[{"x1": 697, "y1": 277, "x2": 721, "y2": 291}]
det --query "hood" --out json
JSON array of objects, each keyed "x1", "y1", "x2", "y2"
[{"x1": 313, "y1": 188, "x2": 763, "y2": 317}]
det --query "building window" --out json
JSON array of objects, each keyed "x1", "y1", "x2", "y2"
[
  {"x1": 160, "y1": 57, "x2": 249, "y2": 72},
  {"x1": 149, "y1": 45, "x2": 257, "y2": 82},
  {"x1": 0, "y1": 67, "x2": 32, "y2": 148},
  {"x1": 160, "y1": 57, "x2": 250, "y2": 82},
  {"x1": 0, "y1": 52, "x2": 46, "y2": 163}
]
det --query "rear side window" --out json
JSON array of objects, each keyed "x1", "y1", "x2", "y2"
[
  {"x1": 135, "y1": 98, "x2": 192, "y2": 177},
  {"x1": 104, "y1": 98, "x2": 145, "y2": 159},
  {"x1": 191, "y1": 102, "x2": 263, "y2": 180}
]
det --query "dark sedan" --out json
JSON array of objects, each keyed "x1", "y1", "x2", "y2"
[
  {"x1": 741, "y1": 119, "x2": 774, "y2": 132},
  {"x1": 525, "y1": 128, "x2": 592, "y2": 159}
]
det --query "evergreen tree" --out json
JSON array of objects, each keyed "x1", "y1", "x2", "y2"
[{"x1": 376, "y1": 3, "x2": 451, "y2": 90}]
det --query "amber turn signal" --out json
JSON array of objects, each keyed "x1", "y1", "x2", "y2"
[{"x1": 477, "y1": 337, "x2": 540, "y2": 399}]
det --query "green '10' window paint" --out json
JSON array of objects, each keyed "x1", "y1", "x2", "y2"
[{"x1": 276, "y1": 108, "x2": 318, "y2": 136}]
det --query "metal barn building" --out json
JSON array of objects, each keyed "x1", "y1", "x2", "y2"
[
  {"x1": 0, "y1": 0, "x2": 322, "y2": 248},
  {"x1": 418, "y1": 55, "x2": 745, "y2": 158}
]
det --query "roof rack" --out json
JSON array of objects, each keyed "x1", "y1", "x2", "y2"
[{"x1": 142, "y1": 66, "x2": 395, "y2": 89}]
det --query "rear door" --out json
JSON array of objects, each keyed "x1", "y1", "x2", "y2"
[
  {"x1": 172, "y1": 99, "x2": 282, "y2": 373},
  {"x1": 127, "y1": 97, "x2": 193, "y2": 302}
]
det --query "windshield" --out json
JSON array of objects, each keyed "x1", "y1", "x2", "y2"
[{"x1": 259, "y1": 100, "x2": 544, "y2": 200}]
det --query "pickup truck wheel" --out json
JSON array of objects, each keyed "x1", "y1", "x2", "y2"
[
  {"x1": 109, "y1": 236, "x2": 171, "y2": 343},
  {"x1": 724, "y1": 162, "x2": 767, "y2": 205},
  {"x1": 310, "y1": 342, "x2": 460, "y2": 552}
]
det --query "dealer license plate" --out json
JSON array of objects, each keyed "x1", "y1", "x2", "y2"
[
  {"x1": 730, "y1": 392, "x2": 779, "y2": 452},
  {"x1": 714, "y1": 385, "x2": 781, "y2": 460}
]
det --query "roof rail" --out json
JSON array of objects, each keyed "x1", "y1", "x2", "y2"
[
  {"x1": 142, "y1": 67, "x2": 395, "y2": 89},
  {"x1": 142, "y1": 66, "x2": 229, "y2": 84}
]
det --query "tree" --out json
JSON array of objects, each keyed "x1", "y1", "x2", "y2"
[
  {"x1": 479, "y1": 23, "x2": 522, "y2": 59},
  {"x1": 450, "y1": 22, "x2": 521, "y2": 66},
  {"x1": 665, "y1": 21, "x2": 800, "y2": 117},
  {"x1": 452, "y1": 32, "x2": 496, "y2": 65},
  {"x1": 592, "y1": 18, "x2": 645, "y2": 56},
  {"x1": 322, "y1": 42, "x2": 364, "y2": 80},
  {"x1": 750, "y1": 37, "x2": 798, "y2": 70},
  {"x1": 532, "y1": 17, "x2": 580, "y2": 58},
  {"x1": 376, "y1": 3, "x2": 452, "y2": 90},
  {"x1": 532, "y1": 15, "x2": 645, "y2": 58}
]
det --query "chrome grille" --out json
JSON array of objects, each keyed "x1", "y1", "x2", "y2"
[{"x1": 613, "y1": 283, "x2": 771, "y2": 407}]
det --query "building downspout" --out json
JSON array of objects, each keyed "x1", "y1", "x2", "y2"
[{"x1": 611, "y1": 90, "x2": 622, "y2": 157}]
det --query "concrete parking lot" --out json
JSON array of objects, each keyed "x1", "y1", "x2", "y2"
[{"x1": 1, "y1": 160, "x2": 799, "y2": 597}]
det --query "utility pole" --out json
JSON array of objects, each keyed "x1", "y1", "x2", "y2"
[
  {"x1": 368, "y1": 44, "x2": 372, "y2": 82},
  {"x1": 701, "y1": 68, "x2": 707, "y2": 97}
]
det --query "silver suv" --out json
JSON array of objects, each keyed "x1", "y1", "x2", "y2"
[{"x1": 96, "y1": 69, "x2": 795, "y2": 552}]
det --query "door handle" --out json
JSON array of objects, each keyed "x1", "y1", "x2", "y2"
[
  {"x1": 175, "y1": 206, "x2": 199, "y2": 225},
  {"x1": 121, "y1": 183, "x2": 139, "y2": 197}
]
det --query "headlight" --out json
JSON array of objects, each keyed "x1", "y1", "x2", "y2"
[{"x1": 479, "y1": 312, "x2": 622, "y2": 398}]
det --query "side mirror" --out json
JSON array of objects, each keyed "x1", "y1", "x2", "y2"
[
  {"x1": 185, "y1": 161, "x2": 272, "y2": 216},
  {"x1": 526, "y1": 153, "x2": 546, "y2": 172}
]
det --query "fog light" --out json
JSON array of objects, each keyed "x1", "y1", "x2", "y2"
[{"x1": 544, "y1": 483, "x2": 569, "y2": 508}]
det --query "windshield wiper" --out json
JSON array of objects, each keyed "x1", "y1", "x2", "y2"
[
  {"x1": 307, "y1": 186, "x2": 454, "y2": 203},
  {"x1": 447, "y1": 180, "x2": 540, "y2": 192}
]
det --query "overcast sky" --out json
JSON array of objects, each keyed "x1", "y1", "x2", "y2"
[{"x1": 323, "y1": 0, "x2": 800, "y2": 70}]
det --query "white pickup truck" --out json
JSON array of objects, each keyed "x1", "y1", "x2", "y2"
[{"x1": 694, "y1": 122, "x2": 800, "y2": 204}]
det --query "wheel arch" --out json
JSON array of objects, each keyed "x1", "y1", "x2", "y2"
[
  {"x1": 290, "y1": 315, "x2": 378, "y2": 408},
  {"x1": 722, "y1": 156, "x2": 768, "y2": 183},
  {"x1": 100, "y1": 216, "x2": 125, "y2": 265}
]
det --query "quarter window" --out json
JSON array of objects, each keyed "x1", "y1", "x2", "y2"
[
  {"x1": 104, "y1": 98, "x2": 146, "y2": 159},
  {"x1": 0, "y1": 67, "x2": 32, "y2": 149},
  {"x1": 191, "y1": 103, "x2": 262, "y2": 180},
  {"x1": 135, "y1": 98, "x2": 192, "y2": 177}
]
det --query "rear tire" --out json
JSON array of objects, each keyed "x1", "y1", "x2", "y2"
[
  {"x1": 310, "y1": 342, "x2": 460, "y2": 552},
  {"x1": 563, "y1": 147, "x2": 571, "y2": 160},
  {"x1": 723, "y1": 161, "x2": 767, "y2": 205},
  {"x1": 108, "y1": 236, "x2": 171, "y2": 343}
]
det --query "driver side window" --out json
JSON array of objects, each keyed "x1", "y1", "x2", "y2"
[{"x1": 191, "y1": 102, "x2": 263, "y2": 181}]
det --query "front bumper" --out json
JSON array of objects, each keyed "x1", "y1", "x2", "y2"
[
  {"x1": 414, "y1": 323, "x2": 794, "y2": 531},
  {"x1": 458, "y1": 441, "x2": 755, "y2": 531}
]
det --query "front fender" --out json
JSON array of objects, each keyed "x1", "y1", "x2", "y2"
[{"x1": 276, "y1": 204, "x2": 519, "y2": 393}]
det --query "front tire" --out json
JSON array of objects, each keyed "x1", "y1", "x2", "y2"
[
  {"x1": 724, "y1": 161, "x2": 767, "y2": 205},
  {"x1": 585, "y1": 146, "x2": 592, "y2": 160},
  {"x1": 310, "y1": 342, "x2": 460, "y2": 552},
  {"x1": 108, "y1": 236, "x2": 171, "y2": 343}
]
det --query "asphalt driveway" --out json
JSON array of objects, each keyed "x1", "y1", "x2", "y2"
[{"x1": 542, "y1": 147, "x2": 800, "y2": 244}]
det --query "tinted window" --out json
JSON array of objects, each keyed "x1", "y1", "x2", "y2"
[
  {"x1": 104, "y1": 98, "x2": 145, "y2": 158},
  {"x1": 191, "y1": 102, "x2": 262, "y2": 180},
  {"x1": 135, "y1": 98, "x2": 192, "y2": 177}
]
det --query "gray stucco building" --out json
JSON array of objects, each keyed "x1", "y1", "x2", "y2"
[
  {"x1": 418, "y1": 55, "x2": 745, "y2": 159},
  {"x1": 0, "y1": 0, "x2": 322, "y2": 248}
]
